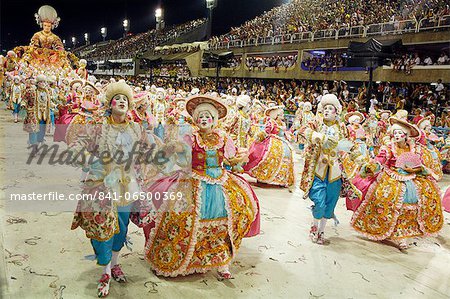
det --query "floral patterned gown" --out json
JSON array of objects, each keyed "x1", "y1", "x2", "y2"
[
  {"x1": 351, "y1": 141, "x2": 443, "y2": 241},
  {"x1": 145, "y1": 129, "x2": 259, "y2": 277}
]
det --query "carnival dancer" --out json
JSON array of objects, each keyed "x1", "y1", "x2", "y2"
[
  {"x1": 65, "y1": 80, "x2": 102, "y2": 145},
  {"x1": 2, "y1": 74, "x2": 13, "y2": 106},
  {"x1": 290, "y1": 101, "x2": 304, "y2": 152},
  {"x1": 129, "y1": 92, "x2": 151, "y2": 124},
  {"x1": 365, "y1": 111, "x2": 379, "y2": 158},
  {"x1": 53, "y1": 79, "x2": 82, "y2": 142},
  {"x1": 9, "y1": 76, "x2": 23, "y2": 123},
  {"x1": 152, "y1": 88, "x2": 167, "y2": 140},
  {"x1": 417, "y1": 117, "x2": 443, "y2": 181},
  {"x1": 30, "y1": 5, "x2": 64, "y2": 50},
  {"x1": 69, "y1": 81, "x2": 157, "y2": 297},
  {"x1": 350, "y1": 117, "x2": 444, "y2": 250},
  {"x1": 440, "y1": 137, "x2": 450, "y2": 174},
  {"x1": 76, "y1": 59, "x2": 89, "y2": 80},
  {"x1": 129, "y1": 90, "x2": 163, "y2": 148},
  {"x1": 300, "y1": 94, "x2": 346, "y2": 245},
  {"x1": 23, "y1": 74, "x2": 50, "y2": 146},
  {"x1": 145, "y1": 95, "x2": 259, "y2": 279},
  {"x1": 375, "y1": 110, "x2": 391, "y2": 149},
  {"x1": 225, "y1": 94, "x2": 252, "y2": 172},
  {"x1": 47, "y1": 75, "x2": 59, "y2": 133},
  {"x1": 250, "y1": 100, "x2": 267, "y2": 132},
  {"x1": 166, "y1": 97, "x2": 192, "y2": 140},
  {"x1": 226, "y1": 94, "x2": 252, "y2": 148},
  {"x1": 412, "y1": 108, "x2": 423, "y2": 124},
  {"x1": 299, "y1": 101, "x2": 316, "y2": 151},
  {"x1": 244, "y1": 105, "x2": 295, "y2": 190},
  {"x1": 4, "y1": 51, "x2": 18, "y2": 73},
  {"x1": 442, "y1": 186, "x2": 450, "y2": 213},
  {"x1": 344, "y1": 111, "x2": 368, "y2": 157}
]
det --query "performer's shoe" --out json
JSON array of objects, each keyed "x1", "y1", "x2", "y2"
[
  {"x1": 316, "y1": 232, "x2": 328, "y2": 245},
  {"x1": 97, "y1": 273, "x2": 111, "y2": 297},
  {"x1": 397, "y1": 240, "x2": 409, "y2": 251},
  {"x1": 111, "y1": 264, "x2": 127, "y2": 283},
  {"x1": 217, "y1": 270, "x2": 233, "y2": 280},
  {"x1": 309, "y1": 225, "x2": 318, "y2": 243},
  {"x1": 217, "y1": 266, "x2": 233, "y2": 280}
]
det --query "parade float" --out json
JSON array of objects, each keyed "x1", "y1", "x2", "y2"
[{"x1": 4, "y1": 5, "x2": 78, "y2": 79}]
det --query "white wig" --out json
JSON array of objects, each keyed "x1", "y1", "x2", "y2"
[
  {"x1": 35, "y1": 5, "x2": 60, "y2": 29},
  {"x1": 391, "y1": 123, "x2": 410, "y2": 137},
  {"x1": 418, "y1": 119, "x2": 431, "y2": 130},
  {"x1": 348, "y1": 115, "x2": 362, "y2": 124},
  {"x1": 303, "y1": 101, "x2": 312, "y2": 111}
]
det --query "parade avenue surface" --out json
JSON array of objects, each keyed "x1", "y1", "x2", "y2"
[{"x1": 1, "y1": 108, "x2": 449, "y2": 299}]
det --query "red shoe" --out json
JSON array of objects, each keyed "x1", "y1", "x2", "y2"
[
  {"x1": 397, "y1": 240, "x2": 408, "y2": 251},
  {"x1": 309, "y1": 225, "x2": 318, "y2": 243},
  {"x1": 218, "y1": 270, "x2": 233, "y2": 280},
  {"x1": 316, "y1": 232, "x2": 328, "y2": 245},
  {"x1": 111, "y1": 264, "x2": 127, "y2": 283},
  {"x1": 97, "y1": 273, "x2": 111, "y2": 297}
]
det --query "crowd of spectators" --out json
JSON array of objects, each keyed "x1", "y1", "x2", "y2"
[
  {"x1": 77, "y1": 19, "x2": 206, "y2": 60},
  {"x1": 228, "y1": 56, "x2": 242, "y2": 69},
  {"x1": 302, "y1": 53, "x2": 346, "y2": 74},
  {"x1": 98, "y1": 62, "x2": 134, "y2": 73},
  {"x1": 151, "y1": 62, "x2": 191, "y2": 77},
  {"x1": 104, "y1": 75, "x2": 443, "y2": 123},
  {"x1": 392, "y1": 51, "x2": 450, "y2": 74},
  {"x1": 245, "y1": 54, "x2": 298, "y2": 72},
  {"x1": 375, "y1": 79, "x2": 448, "y2": 113},
  {"x1": 153, "y1": 45, "x2": 201, "y2": 56},
  {"x1": 209, "y1": 0, "x2": 449, "y2": 47}
]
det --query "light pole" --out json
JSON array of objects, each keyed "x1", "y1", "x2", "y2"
[
  {"x1": 63, "y1": 39, "x2": 66, "y2": 48},
  {"x1": 84, "y1": 33, "x2": 90, "y2": 45},
  {"x1": 123, "y1": 19, "x2": 130, "y2": 37},
  {"x1": 155, "y1": 8, "x2": 164, "y2": 31},
  {"x1": 101, "y1": 27, "x2": 107, "y2": 41},
  {"x1": 206, "y1": 0, "x2": 217, "y2": 39},
  {"x1": 72, "y1": 36, "x2": 77, "y2": 48}
]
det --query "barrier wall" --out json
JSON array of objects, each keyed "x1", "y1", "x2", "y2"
[{"x1": 194, "y1": 31, "x2": 449, "y2": 83}]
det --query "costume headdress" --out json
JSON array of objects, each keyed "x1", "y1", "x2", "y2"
[
  {"x1": 344, "y1": 111, "x2": 365, "y2": 124},
  {"x1": 105, "y1": 82, "x2": 134, "y2": 109},
  {"x1": 417, "y1": 117, "x2": 432, "y2": 130},
  {"x1": 83, "y1": 80, "x2": 100, "y2": 95},
  {"x1": 320, "y1": 94, "x2": 342, "y2": 115},
  {"x1": 265, "y1": 105, "x2": 284, "y2": 117},
  {"x1": 35, "y1": 5, "x2": 60, "y2": 29},
  {"x1": 389, "y1": 117, "x2": 420, "y2": 138},
  {"x1": 236, "y1": 94, "x2": 251, "y2": 108},
  {"x1": 186, "y1": 95, "x2": 228, "y2": 126},
  {"x1": 69, "y1": 79, "x2": 83, "y2": 89}
]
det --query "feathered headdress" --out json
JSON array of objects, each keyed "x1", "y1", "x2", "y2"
[{"x1": 35, "y1": 5, "x2": 60, "y2": 29}]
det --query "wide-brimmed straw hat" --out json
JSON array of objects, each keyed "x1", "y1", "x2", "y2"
[{"x1": 186, "y1": 95, "x2": 228, "y2": 119}]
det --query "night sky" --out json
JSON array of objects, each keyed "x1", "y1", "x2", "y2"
[{"x1": 1, "y1": 0, "x2": 287, "y2": 52}]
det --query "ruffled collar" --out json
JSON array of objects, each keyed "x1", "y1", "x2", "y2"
[
  {"x1": 193, "y1": 129, "x2": 225, "y2": 150},
  {"x1": 391, "y1": 139, "x2": 417, "y2": 157}
]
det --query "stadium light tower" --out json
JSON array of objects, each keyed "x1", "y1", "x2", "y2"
[
  {"x1": 72, "y1": 36, "x2": 77, "y2": 48},
  {"x1": 206, "y1": 0, "x2": 217, "y2": 39},
  {"x1": 84, "y1": 33, "x2": 90, "y2": 45},
  {"x1": 155, "y1": 8, "x2": 165, "y2": 30},
  {"x1": 101, "y1": 27, "x2": 107, "y2": 41},
  {"x1": 123, "y1": 19, "x2": 130, "y2": 36}
]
